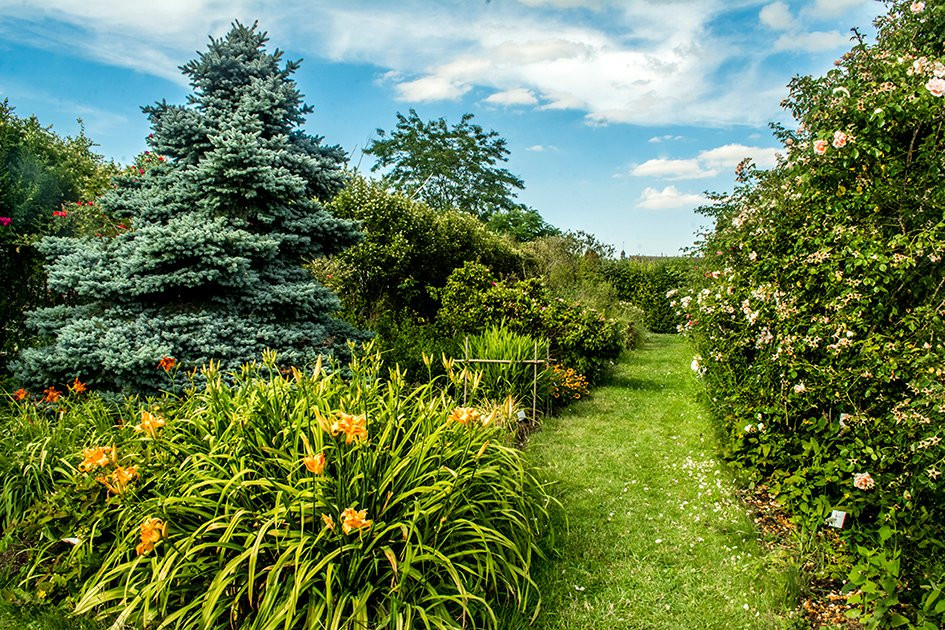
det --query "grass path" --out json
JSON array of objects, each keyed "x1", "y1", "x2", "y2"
[{"x1": 524, "y1": 334, "x2": 799, "y2": 629}]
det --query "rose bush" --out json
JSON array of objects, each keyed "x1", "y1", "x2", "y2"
[{"x1": 683, "y1": 1, "x2": 945, "y2": 625}]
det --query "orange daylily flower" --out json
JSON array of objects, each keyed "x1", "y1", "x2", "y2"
[
  {"x1": 303, "y1": 452, "x2": 326, "y2": 474},
  {"x1": 330, "y1": 412, "x2": 368, "y2": 444},
  {"x1": 70, "y1": 378, "x2": 87, "y2": 394},
  {"x1": 136, "y1": 517, "x2": 168, "y2": 555},
  {"x1": 79, "y1": 446, "x2": 114, "y2": 472},
  {"x1": 157, "y1": 356, "x2": 177, "y2": 372},
  {"x1": 321, "y1": 513, "x2": 336, "y2": 532},
  {"x1": 448, "y1": 407, "x2": 481, "y2": 425},
  {"x1": 98, "y1": 465, "x2": 138, "y2": 495},
  {"x1": 12, "y1": 388, "x2": 28, "y2": 401},
  {"x1": 42, "y1": 386, "x2": 62, "y2": 403},
  {"x1": 341, "y1": 507, "x2": 372, "y2": 534},
  {"x1": 136, "y1": 410, "x2": 166, "y2": 438}
]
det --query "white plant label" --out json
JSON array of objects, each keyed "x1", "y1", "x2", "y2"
[
  {"x1": 517, "y1": 410, "x2": 527, "y2": 421},
  {"x1": 826, "y1": 510, "x2": 847, "y2": 528}
]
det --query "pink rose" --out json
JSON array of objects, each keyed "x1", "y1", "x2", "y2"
[
  {"x1": 926, "y1": 77, "x2": 945, "y2": 97},
  {"x1": 832, "y1": 131, "x2": 847, "y2": 148},
  {"x1": 910, "y1": 1, "x2": 925, "y2": 13},
  {"x1": 853, "y1": 472, "x2": 875, "y2": 490},
  {"x1": 813, "y1": 140, "x2": 828, "y2": 155},
  {"x1": 0, "y1": 217, "x2": 11, "y2": 227}
]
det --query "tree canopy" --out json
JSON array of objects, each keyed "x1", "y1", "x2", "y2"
[{"x1": 365, "y1": 109, "x2": 530, "y2": 221}]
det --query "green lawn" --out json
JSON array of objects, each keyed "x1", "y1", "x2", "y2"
[{"x1": 524, "y1": 334, "x2": 803, "y2": 629}]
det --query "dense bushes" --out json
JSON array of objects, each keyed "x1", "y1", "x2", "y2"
[
  {"x1": 437, "y1": 262, "x2": 629, "y2": 383},
  {"x1": 606, "y1": 257, "x2": 689, "y2": 333},
  {"x1": 1, "y1": 348, "x2": 552, "y2": 628},
  {"x1": 684, "y1": 1, "x2": 945, "y2": 625}
]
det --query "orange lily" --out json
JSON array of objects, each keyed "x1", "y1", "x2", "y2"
[
  {"x1": 330, "y1": 412, "x2": 368, "y2": 444},
  {"x1": 341, "y1": 507, "x2": 373, "y2": 534},
  {"x1": 303, "y1": 452, "x2": 326, "y2": 474}
]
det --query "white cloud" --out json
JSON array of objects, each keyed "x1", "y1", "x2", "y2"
[
  {"x1": 631, "y1": 143, "x2": 780, "y2": 181},
  {"x1": 774, "y1": 30, "x2": 850, "y2": 52},
  {"x1": 485, "y1": 88, "x2": 539, "y2": 106},
  {"x1": 648, "y1": 134, "x2": 684, "y2": 143},
  {"x1": 637, "y1": 186, "x2": 707, "y2": 209},
  {"x1": 631, "y1": 158, "x2": 717, "y2": 180},
  {"x1": 0, "y1": 0, "x2": 887, "y2": 127},
  {"x1": 698, "y1": 143, "x2": 780, "y2": 169},
  {"x1": 805, "y1": 0, "x2": 868, "y2": 19},
  {"x1": 759, "y1": 2, "x2": 796, "y2": 30},
  {"x1": 394, "y1": 75, "x2": 470, "y2": 101},
  {"x1": 526, "y1": 144, "x2": 558, "y2": 152}
]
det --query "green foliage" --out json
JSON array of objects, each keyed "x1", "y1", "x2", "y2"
[
  {"x1": 2, "y1": 347, "x2": 551, "y2": 628},
  {"x1": 319, "y1": 176, "x2": 524, "y2": 322},
  {"x1": 0, "y1": 101, "x2": 118, "y2": 379},
  {"x1": 485, "y1": 205, "x2": 559, "y2": 242},
  {"x1": 460, "y1": 326, "x2": 551, "y2": 411},
  {"x1": 605, "y1": 257, "x2": 689, "y2": 333},
  {"x1": 15, "y1": 22, "x2": 364, "y2": 395},
  {"x1": 437, "y1": 262, "x2": 628, "y2": 383},
  {"x1": 365, "y1": 109, "x2": 535, "y2": 222},
  {"x1": 684, "y1": 1, "x2": 945, "y2": 624}
]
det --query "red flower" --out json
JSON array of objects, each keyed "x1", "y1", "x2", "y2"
[
  {"x1": 138, "y1": 168, "x2": 145, "y2": 174},
  {"x1": 53, "y1": 210, "x2": 68, "y2": 217},
  {"x1": 0, "y1": 217, "x2": 11, "y2": 227}
]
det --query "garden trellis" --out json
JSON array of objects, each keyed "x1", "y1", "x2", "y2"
[{"x1": 456, "y1": 335, "x2": 549, "y2": 423}]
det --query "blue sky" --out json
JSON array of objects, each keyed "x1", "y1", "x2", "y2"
[{"x1": 0, "y1": 0, "x2": 884, "y2": 255}]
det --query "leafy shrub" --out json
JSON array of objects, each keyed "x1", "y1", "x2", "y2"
[
  {"x1": 437, "y1": 262, "x2": 628, "y2": 382},
  {"x1": 605, "y1": 257, "x2": 690, "y2": 333},
  {"x1": 684, "y1": 1, "x2": 945, "y2": 624},
  {"x1": 320, "y1": 177, "x2": 524, "y2": 322},
  {"x1": 4, "y1": 347, "x2": 552, "y2": 628}
]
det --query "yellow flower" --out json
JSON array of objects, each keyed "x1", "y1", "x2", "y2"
[
  {"x1": 341, "y1": 507, "x2": 372, "y2": 534},
  {"x1": 330, "y1": 412, "x2": 368, "y2": 444},
  {"x1": 448, "y1": 407, "x2": 481, "y2": 425},
  {"x1": 98, "y1": 465, "x2": 138, "y2": 495},
  {"x1": 79, "y1": 446, "x2": 113, "y2": 472},
  {"x1": 136, "y1": 410, "x2": 166, "y2": 438},
  {"x1": 321, "y1": 513, "x2": 336, "y2": 531},
  {"x1": 136, "y1": 517, "x2": 168, "y2": 555},
  {"x1": 303, "y1": 452, "x2": 326, "y2": 474}
]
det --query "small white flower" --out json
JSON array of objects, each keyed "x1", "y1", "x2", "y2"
[
  {"x1": 748, "y1": 251, "x2": 757, "y2": 261},
  {"x1": 911, "y1": 1, "x2": 925, "y2": 13},
  {"x1": 793, "y1": 382, "x2": 807, "y2": 394}
]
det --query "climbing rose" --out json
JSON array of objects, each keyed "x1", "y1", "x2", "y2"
[
  {"x1": 0, "y1": 217, "x2": 10, "y2": 227},
  {"x1": 926, "y1": 77, "x2": 945, "y2": 97},
  {"x1": 52, "y1": 210, "x2": 67, "y2": 217},
  {"x1": 910, "y1": 1, "x2": 925, "y2": 12},
  {"x1": 813, "y1": 140, "x2": 828, "y2": 155},
  {"x1": 832, "y1": 131, "x2": 848, "y2": 148},
  {"x1": 853, "y1": 472, "x2": 875, "y2": 490}
]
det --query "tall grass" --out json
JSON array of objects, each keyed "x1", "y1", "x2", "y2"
[{"x1": 6, "y1": 347, "x2": 552, "y2": 629}]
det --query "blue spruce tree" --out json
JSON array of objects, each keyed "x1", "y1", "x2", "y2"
[{"x1": 16, "y1": 22, "x2": 363, "y2": 393}]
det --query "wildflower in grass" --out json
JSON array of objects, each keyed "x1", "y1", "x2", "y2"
[
  {"x1": 331, "y1": 412, "x2": 368, "y2": 444},
  {"x1": 341, "y1": 507, "x2": 372, "y2": 534},
  {"x1": 12, "y1": 388, "x2": 28, "y2": 401},
  {"x1": 79, "y1": 446, "x2": 114, "y2": 472},
  {"x1": 321, "y1": 513, "x2": 336, "y2": 531},
  {"x1": 853, "y1": 472, "x2": 875, "y2": 490},
  {"x1": 926, "y1": 77, "x2": 945, "y2": 97},
  {"x1": 157, "y1": 356, "x2": 177, "y2": 371},
  {"x1": 813, "y1": 140, "x2": 828, "y2": 155},
  {"x1": 136, "y1": 410, "x2": 166, "y2": 438},
  {"x1": 70, "y1": 377, "x2": 87, "y2": 394},
  {"x1": 42, "y1": 386, "x2": 62, "y2": 403},
  {"x1": 136, "y1": 517, "x2": 168, "y2": 555},
  {"x1": 98, "y1": 465, "x2": 139, "y2": 495},
  {"x1": 448, "y1": 407, "x2": 481, "y2": 425},
  {"x1": 303, "y1": 452, "x2": 326, "y2": 474}
]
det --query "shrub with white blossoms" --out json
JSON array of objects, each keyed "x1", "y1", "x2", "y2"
[{"x1": 685, "y1": 1, "x2": 945, "y2": 625}]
